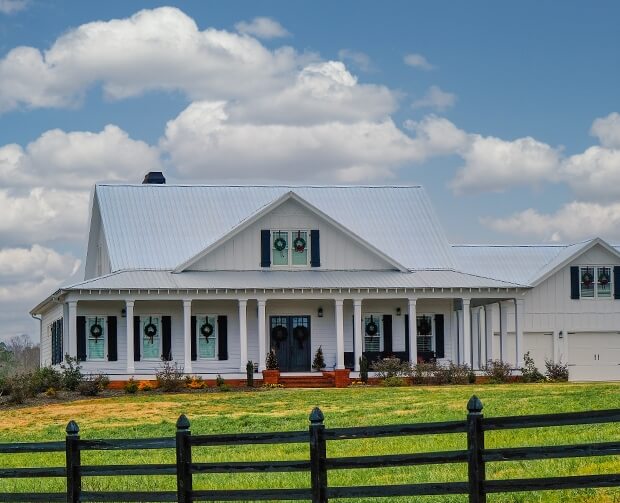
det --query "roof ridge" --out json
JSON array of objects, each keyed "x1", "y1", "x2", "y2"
[{"x1": 96, "y1": 184, "x2": 424, "y2": 188}]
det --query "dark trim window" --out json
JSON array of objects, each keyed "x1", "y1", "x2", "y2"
[
  {"x1": 195, "y1": 314, "x2": 218, "y2": 359},
  {"x1": 141, "y1": 315, "x2": 162, "y2": 360},
  {"x1": 363, "y1": 314, "x2": 382, "y2": 352},
  {"x1": 271, "y1": 230, "x2": 310, "y2": 267},
  {"x1": 416, "y1": 315, "x2": 434, "y2": 352},
  {"x1": 580, "y1": 266, "x2": 612, "y2": 299},
  {"x1": 50, "y1": 318, "x2": 63, "y2": 365}
]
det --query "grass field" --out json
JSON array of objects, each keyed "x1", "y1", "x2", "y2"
[{"x1": 1, "y1": 382, "x2": 619, "y2": 502}]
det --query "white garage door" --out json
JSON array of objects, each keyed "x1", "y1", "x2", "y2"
[{"x1": 568, "y1": 332, "x2": 620, "y2": 381}]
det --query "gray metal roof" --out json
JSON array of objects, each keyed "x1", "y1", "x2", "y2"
[
  {"x1": 65, "y1": 269, "x2": 523, "y2": 291},
  {"x1": 95, "y1": 184, "x2": 456, "y2": 271}
]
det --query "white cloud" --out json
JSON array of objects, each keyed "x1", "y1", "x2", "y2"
[
  {"x1": 412, "y1": 85, "x2": 456, "y2": 111},
  {"x1": 403, "y1": 53, "x2": 434, "y2": 70},
  {"x1": 482, "y1": 202, "x2": 620, "y2": 242},
  {"x1": 590, "y1": 112, "x2": 620, "y2": 148},
  {"x1": 561, "y1": 146, "x2": 620, "y2": 200},
  {"x1": 234, "y1": 16, "x2": 290, "y2": 39},
  {"x1": 338, "y1": 49, "x2": 373, "y2": 72},
  {"x1": 0, "y1": 0, "x2": 28, "y2": 14},
  {"x1": 0, "y1": 7, "x2": 305, "y2": 112},
  {"x1": 404, "y1": 115, "x2": 469, "y2": 155}
]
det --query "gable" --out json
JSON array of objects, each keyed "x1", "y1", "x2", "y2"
[
  {"x1": 568, "y1": 242, "x2": 620, "y2": 267},
  {"x1": 84, "y1": 193, "x2": 111, "y2": 280},
  {"x1": 187, "y1": 198, "x2": 397, "y2": 271}
]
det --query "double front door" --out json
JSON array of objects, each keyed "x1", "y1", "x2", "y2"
[{"x1": 269, "y1": 315, "x2": 311, "y2": 372}]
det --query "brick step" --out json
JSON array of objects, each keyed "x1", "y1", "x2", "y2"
[{"x1": 277, "y1": 377, "x2": 334, "y2": 388}]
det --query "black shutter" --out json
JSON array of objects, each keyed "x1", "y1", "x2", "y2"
[
  {"x1": 76, "y1": 316, "x2": 86, "y2": 361},
  {"x1": 218, "y1": 315, "x2": 228, "y2": 360},
  {"x1": 570, "y1": 266, "x2": 580, "y2": 299},
  {"x1": 107, "y1": 316, "x2": 118, "y2": 361},
  {"x1": 404, "y1": 314, "x2": 409, "y2": 360},
  {"x1": 383, "y1": 315, "x2": 393, "y2": 354},
  {"x1": 261, "y1": 230, "x2": 271, "y2": 267},
  {"x1": 51, "y1": 321, "x2": 57, "y2": 365},
  {"x1": 615, "y1": 266, "x2": 620, "y2": 299},
  {"x1": 162, "y1": 316, "x2": 172, "y2": 361},
  {"x1": 191, "y1": 316, "x2": 197, "y2": 361},
  {"x1": 310, "y1": 229, "x2": 320, "y2": 267},
  {"x1": 134, "y1": 316, "x2": 141, "y2": 361},
  {"x1": 435, "y1": 314, "x2": 445, "y2": 359}
]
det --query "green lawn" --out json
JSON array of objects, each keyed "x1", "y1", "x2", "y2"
[{"x1": 1, "y1": 383, "x2": 619, "y2": 502}]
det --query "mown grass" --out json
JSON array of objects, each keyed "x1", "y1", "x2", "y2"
[{"x1": 0, "y1": 382, "x2": 619, "y2": 502}]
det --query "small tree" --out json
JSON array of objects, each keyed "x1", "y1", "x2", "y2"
[
  {"x1": 312, "y1": 346, "x2": 326, "y2": 371},
  {"x1": 359, "y1": 356, "x2": 369, "y2": 383},
  {"x1": 246, "y1": 361, "x2": 255, "y2": 387},
  {"x1": 265, "y1": 349, "x2": 279, "y2": 370},
  {"x1": 545, "y1": 359, "x2": 569, "y2": 382},
  {"x1": 521, "y1": 352, "x2": 545, "y2": 383}
]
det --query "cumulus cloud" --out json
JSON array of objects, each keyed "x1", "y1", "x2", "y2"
[
  {"x1": 560, "y1": 146, "x2": 620, "y2": 200},
  {"x1": 482, "y1": 202, "x2": 620, "y2": 242},
  {"x1": 403, "y1": 53, "x2": 434, "y2": 70},
  {"x1": 0, "y1": 0, "x2": 28, "y2": 15},
  {"x1": 404, "y1": 115, "x2": 469, "y2": 155},
  {"x1": 234, "y1": 16, "x2": 290, "y2": 39},
  {"x1": 412, "y1": 85, "x2": 456, "y2": 111},
  {"x1": 590, "y1": 112, "x2": 620, "y2": 148},
  {"x1": 0, "y1": 7, "x2": 305, "y2": 112},
  {"x1": 338, "y1": 49, "x2": 373, "y2": 72}
]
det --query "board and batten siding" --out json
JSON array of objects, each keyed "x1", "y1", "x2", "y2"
[
  {"x1": 84, "y1": 195, "x2": 112, "y2": 280},
  {"x1": 188, "y1": 199, "x2": 395, "y2": 271}
]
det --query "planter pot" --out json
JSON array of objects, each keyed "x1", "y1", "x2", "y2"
[
  {"x1": 333, "y1": 369, "x2": 351, "y2": 388},
  {"x1": 262, "y1": 370, "x2": 280, "y2": 385}
]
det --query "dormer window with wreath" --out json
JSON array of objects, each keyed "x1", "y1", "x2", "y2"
[
  {"x1": 271, "y1": 230, "x2": 309, "y2": 267},
  {"x1": 580, "y1": 266, "x2": 612, "y2": 299}
]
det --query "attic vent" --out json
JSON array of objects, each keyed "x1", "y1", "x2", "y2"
[{"x1": 142, "y1": 172, "x2": 166, "y2": 184}]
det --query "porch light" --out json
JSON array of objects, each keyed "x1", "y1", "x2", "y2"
[
  {"x1": 317, "y1": 307, "x2": 324, "y2": 318},
  {"x1": 558, "y1": 331, "x2": 563, "y2": 339},
  {"x1": 121, "y1": 308, "x2": 126, "y2": 318},
  {"x1": 396, "y1": 307, "x2": 401, "y2": 316}
]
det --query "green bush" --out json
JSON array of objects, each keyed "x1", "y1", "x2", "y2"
[
  {"x1": 265, "y1": 349, "x2": 279, "y2": 370},
  {"x1": 359, "y1": 356, "x2": 369, "y2": 384},
  {"x1": 124, "y1": 378, "x2": 138, "y2": 394},
  {"x1": 246, "y1": 361, "x2": 254, "y2": 387},
  {"x1": 410, "y1": 362, "x2": 441, "y2": 385},
  {"x1": 371, "y1": 357, "x2": 409, "y2": 380},
  {"x1": 382, "y1": 376, "x2": 405, "y2": 387},
  {"x1": 545, "y1": 359, "x2": 569, "y2": 382},
  {"x1": 521, "y1": 352, "x2": 545, "y2": 383},
  {"x1": 312, "y1": 346, "x2": 326, "y2": 371},
  {"x1": 78, "y1": 374, "x2": 110, "y2": 396},
  {"x1": 442, "y1": 362, "x2": 473, "y2": 385},
  {"x1": 483, "y1": 360, "x2": 512, "y2": 384},
  {"x1": 156, "y1": 360, "x2": 185, "y2": 392},
  {"x1": 30, "y1": 367, "x2": 63, "y2": 394},
  {"x1": 215, "y1": 374, "x2": 225, "y2": 387},
  {"x1": 60, "y1": 356, "x2": 83, "y2": 391},
  {"x1": 5, "y1": 373, "x2": 37, "y2": 404}
]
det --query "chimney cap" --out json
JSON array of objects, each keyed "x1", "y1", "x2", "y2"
[{"x1": 142, "y1": 171, "x2": 166, "y2": 184}]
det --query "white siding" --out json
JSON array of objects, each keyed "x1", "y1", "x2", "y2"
[
  {"x1": 84, "y1": 198, "x2": 111, "y2": 280},
  {"x1": 40, "y1": 303, "x2": 64, "y2": 367},
  {"x1": 190, "y1": 199, "x2": 395, "y2": 271}
]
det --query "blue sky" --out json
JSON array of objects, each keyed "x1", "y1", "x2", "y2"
[{"x1": 0, "y1": 0, "x2": 619, "y2": 340}]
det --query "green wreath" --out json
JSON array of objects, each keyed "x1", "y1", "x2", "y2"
[
  {"x1": 599, "y1": 271, "x2": 610, "y2": 286},
  {"x1": 274, "y1": 236, "x2": 287, "y2": 252},
  {"x1": 293, "y1": 236, "x2": 306, "y2": 252},
  {"x1": 90, "y1": 318, "x2": 103, "y2": 341},
  {"x1": 365, "y1": 315, "x2": 378, "y2": 336},
  {"x1": 144, "y1": 317, "x2": 158, "y2": 343},
  {"x1": 200, "y1": 321, "x2": 214, "y2": 339},
  {"x1": 582, "y1": 271, "x2": 593, "y2": 287}
]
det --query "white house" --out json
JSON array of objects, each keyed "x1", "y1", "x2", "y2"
[{"x1": 31, "y1": 173, "x2": 620, "y2": 382}]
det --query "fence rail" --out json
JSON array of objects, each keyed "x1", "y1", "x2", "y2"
[{"x1": 0, "y1": 396, "x2": 619, "y2": 502}]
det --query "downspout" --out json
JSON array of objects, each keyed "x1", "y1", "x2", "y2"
[{"x1": 31, "y1": 313, "x2": 42, "y2": 368}]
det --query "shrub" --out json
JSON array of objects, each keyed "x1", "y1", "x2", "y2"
[
  {"x1": 124, "y1": 378, "x2": 138, "y2": 394},
  {"x1": 443, "y1": 362, "x2": 473, "y2": 385},
  {"x1": 218, "y1": 383, "x2": 231, "y2": 392},
  {"x1": 156, "y1": 360, "x2": 184, "y2": 392},
  {"x1": 265, "y1": 349, "x2": 279, "y2": 370},
  {"x1": 521, "y1": 352, "x2": 545, "y2": 383},
  {"x1": 5, "y1": 374, "x2": 36, "y2": 404},
  {"x1": 545, "y1": 359, "x2": 569, "y2": 382},
  {"x1": 371, "y1": 357, "x2": 409, "y2": 380},
  {"x1": 246, "y1": 361, "x2": 254, "y2": 387},
  {"x1": 382, "y1": 376, "x2": 405, "y2": 387},
  {"x1": 138, "y1": 381, "x2": 153, "y2": 392},
  {"x1": 44, "y1": 387, "x2": 58, "y2": 398},
  {"x1": 312, "y1": 346, "x2": 326, "y2": 371},
  {"x1": 483, "y1": 360, "x2": 513, "y2": 384},
  {"x1": 410, "y1": 362, "x2": 442, "y2": 385},
  {"x1": 261, "y1": 383, "x2": 284, "y2": 389},
  {"x1": 186, "y1": 376, "x2": 207, "y2": 390},
  {"x1": 30, "y1": 367, "x2": 63, "y2": 394},
  {"x1": 60, "y1": 355, "x2": 83, "y2": 391},
  {"x1": 359, "y1": 356, "x2": 369, "y2": 384},
  {"x1": 215, "y1": 374, "x2": 225, "y2": 387},
  {"x1": 78, "y1": 374, "x2": 109, "y2": 396}
]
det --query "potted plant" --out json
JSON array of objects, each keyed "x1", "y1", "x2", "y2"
[{"x1": 262, "y1": 349, "x2": 280, "y2": 385}]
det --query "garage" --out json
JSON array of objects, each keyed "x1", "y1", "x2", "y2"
[
  {"x1": 568, "y1": 332, "x2": 620, "y2": 381},
  {"x1": 524, "y1": 332, "x2": 553, "y2": 371}
]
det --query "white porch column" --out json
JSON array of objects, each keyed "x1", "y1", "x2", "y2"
[
  {"x1": 408, "y1": 298, "x2": 417, "y2": 365},
  {"x1": 353, "y1": 299, "x2": 363, "y2": 371},
  {"x1": 499, "y1": 301, "x2": 509, "y2": 363},
  {"x1": 451, "y1": 310, "x2": 459, "y2": 364},
  {"x1": 126, "y1": 300, "x2": 135, "y2": 374},
  {"x1": 471, "y1": 307, "x2": 480, "y2": 369},
  {"x1": 183, "y1": 299, "x2": 192, "y2": 374},
  {"x1": 335, "y1": 299, "x2": 345, "y2": 370},
  {"x1": 238, "y1": 299, "x2": 248, "y2": 371},
  {"x1": 484, "y1": 305, "x2": 494, "y2": 365},
  {"x1": 258, "y1": 299, "x2": 267, "y2": 371},
  {"x1": 462, "y1": 298, "x2": 471, "y2": 368},
  {"x1": 515, "y1": 298, "x2": 525, "y2": 368},
  {"x1": 67, "y1": 301, "x2": 77, "y2": 359}
]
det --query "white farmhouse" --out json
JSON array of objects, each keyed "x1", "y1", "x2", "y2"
[{"x1": 32, "y1": 173, "x2": 620, "y2": 383}]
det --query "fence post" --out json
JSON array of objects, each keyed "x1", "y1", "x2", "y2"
[
  {"x1": 65, "y1": 420, "x2": 81, "y2": 503},
  {"x1": 467, "y1": 395, "x2": 486, "y2": 503},
  {"x1": 176, "y1": 414, "x2": 193, "y2": 503},
  {"x1": 309, "y1": 407, "x2": 328, "y2": 503}
]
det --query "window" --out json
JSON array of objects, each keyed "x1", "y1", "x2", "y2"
[
  {"x1": 363, "y1": 314, "x2": 382, "y2": 352},
  {"x1": 86, "y1": 316, "x2": 106, "y2": 360},
  {"x1": 50, "y1": 318, "x2": 63, "y2": 365},
  {"x1": 416, "y1": 315, "x2": 434, "y2": 352},
  {"x1": 195, "y1": 315, "x2": 217, "y2": 359},
  {"x1": 271, "y1": 230, "x2": 310, "y2": 267},
  {"x1": 580, "y1": 266, "x2": 613, "y2": 299},
  {"x1": 141, "y1": 316, "x2": 161, "y2": 360}
]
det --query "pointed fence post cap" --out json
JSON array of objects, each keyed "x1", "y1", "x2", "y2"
[
  {"x1": 309, "y1": 407, "x2": 324, "y2": 424},
  {"x1": 467, "y1": 395, "x2": 483, "y2": 413},
  {"x1": 66, "y1": 420, "x2": 79, "y2": 435},
  {"x1": 176, "y1": 414, "x2": 190, "y2": 430}
]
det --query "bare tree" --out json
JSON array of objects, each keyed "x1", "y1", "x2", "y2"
[{"x1": 5, "y1": 334, "x2": 40, "y2": 373}]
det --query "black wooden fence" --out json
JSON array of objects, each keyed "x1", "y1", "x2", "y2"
[{"x1": 1, "y1": 396, "x2": 619, "y2": 502}]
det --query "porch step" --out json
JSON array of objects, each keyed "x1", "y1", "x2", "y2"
[{"x1": 277, "y1": 376, "x2": 335, "y2": 388}]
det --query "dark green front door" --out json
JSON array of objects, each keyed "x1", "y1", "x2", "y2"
[{"x1": 269, "y1": 315, "x2": 311, "y2": 372}]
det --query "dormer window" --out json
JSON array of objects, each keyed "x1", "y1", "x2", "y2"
[
  {"x1": 271, "y1": 230, "x2": 310, "y2": 267},
  {"x1": 580, "y1": 266, "x2": 612, "y2": 299}
]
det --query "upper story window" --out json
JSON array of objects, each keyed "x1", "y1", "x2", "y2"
[
  {"x1": 272, "y1": 230, "x2": 309, "y2": 267},
  {"x1": 580, "y1": 266, "x2": 612, "y2": 299}
]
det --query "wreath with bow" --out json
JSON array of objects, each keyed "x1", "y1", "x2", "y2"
[
  {"x1": 271, "y1": 324, "x2": 288, "y2": 348},
  {"x1": 293, "y1": 231, "x2": 306, "y2": 253},
  {"x1": 365, "y1": 315, "x2": 378, "y2": 336},
  {"x1": 582, "y1": 270, "x2": 594, "y2": 288},
  {"x1": 144, "y1": 317, "x2": 158, "y2": 343},
  {"x1": 90, "y1": 317, "x2": 103, "y2": 343},
  {"x1": 417, "y1": 316, "x2": 432, "y2": 336},
  {"x1": 292, "y1": 325, "x2": 309, "y2": 348},
  {"x1": 599, "y1": 270, "x2": 610, "y2": 286},
  {"x1": 200, "y1": 320, "x2": 214, "y2": 340}
]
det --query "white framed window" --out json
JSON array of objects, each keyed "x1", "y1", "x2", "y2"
[
  {"x1": 416, "y1": 315, "x2": 435, "y2": 353},
  {"x1": 86, "y1": 316, "x2": 106, "y2": 361},
  {"x1": 141, "y1": 315, "x2": 161, "y2": 360},
  {"x1": 580, "y1": 266, "x2": 613, "y2": 299},
  {"x1": 271, "y1": 230, "x2": 310, "y2": 268},
  {"x1": 195, "y1": 315, "x2": 218, "y2": 359},
  {"x1": 363, "y1": 314, "x2": 383, "y2": 352}
]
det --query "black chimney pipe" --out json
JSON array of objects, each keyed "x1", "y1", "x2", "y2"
[{"x1": 142, "y1": 172, "x2": 166, "y2": 184}]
